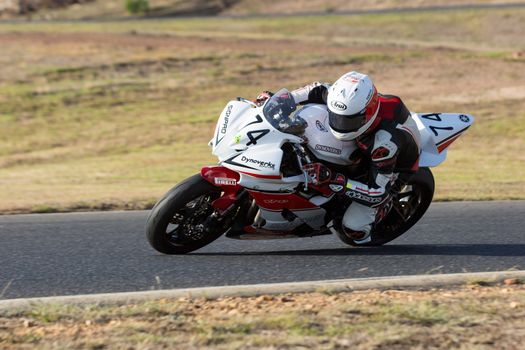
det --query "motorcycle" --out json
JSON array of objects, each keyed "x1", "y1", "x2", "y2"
[{"x1": 146, "y1": 89, "x2": 473, "y2": 254}]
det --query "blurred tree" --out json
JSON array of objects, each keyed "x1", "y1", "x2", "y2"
[
  {"x1": 125, "y1": 0, "x2": 149, "y2": 14},
  {"x1": 3, "y1": 0, "x2": 93, "y2": 14}
]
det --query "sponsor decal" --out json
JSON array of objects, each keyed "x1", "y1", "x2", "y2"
[
  {"x1": 263, "y1": 199, "x2": 289, "y2": 204},
  {"x1": 315, "y1": 144, "x2": 342, "y2": 155},
  {"x1": 345, "y1": 190, "x2": 382, "y2": 204},
  {"x1": 329, "y1": 184, "x2": 344, "y2": 193},
  {"x1": 233, "y1": 134, "x2": 242, "y2": 144},
  {"x1": 214, "y1": 177, "x2": 237, "y2": 186},
  {"x1": 459, "y1": 114, "x2": 470, "y2": 123},
  {"x1": 240, "y1": 156, "x2": 275, "y2": 170},
  {"x1": 221, "y1": 104, "x2": 233, "y2": 134},
  {"x1": 315, "y1": 120, "x2": 328, "y2": 132},
  {"x1": 366, "y1": 88, "x2": 373, "y2": 101},
  {"x1": 330, "y1": 100, "x2": 347, "y2": 111}
]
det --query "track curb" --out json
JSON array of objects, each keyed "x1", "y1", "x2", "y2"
[{"x1": 1, "y1": 270, "x2": 524, "y2": 311}]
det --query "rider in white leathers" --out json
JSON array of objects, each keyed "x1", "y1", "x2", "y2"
[{"x1": 256, "y1": 71, "x2": 421, "y2": 244}]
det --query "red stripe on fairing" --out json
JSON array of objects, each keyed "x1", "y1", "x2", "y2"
[
  {"x1": 355, "y1": 187, "x2": 383, "y2": 195},
  {"x1": 239, "y1": 171, "x2": 281, "y2": 180},
  {"x1": 437, "y1": 133, "x2": 462, "y2": 153},
  {"x1": 248, "y1": 191, "x2": 318, "y2": 210}
]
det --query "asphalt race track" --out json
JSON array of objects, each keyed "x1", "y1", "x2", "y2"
[{"x1": 0, "y1": 201, "x2": 523, "y2": 300}]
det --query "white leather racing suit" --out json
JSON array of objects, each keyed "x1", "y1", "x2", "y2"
[{"x1": 291, "y1": 82, "x2": 421, "y2": 242}]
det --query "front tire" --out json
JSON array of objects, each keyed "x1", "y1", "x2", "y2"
[{"x1": 146, "y1": 174, "x2": 229, "y2": 254}]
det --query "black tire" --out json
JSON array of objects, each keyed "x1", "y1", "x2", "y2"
[
  {"x1": 146, "y1": 174, "x2": 228, "y2": 254},
  {"x1": 337, "y1": 167, "x2": 435, "y2": 247}
]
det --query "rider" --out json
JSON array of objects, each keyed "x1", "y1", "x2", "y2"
[{"x1": 255, "y1": 71, "x2": 421, "y2": 244}]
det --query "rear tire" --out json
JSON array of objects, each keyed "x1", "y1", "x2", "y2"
[
  {"x1": 337, "y1": 167, "x2": 435, "y2": 247},
  {"x1": 146, "y1": 174, "x2": 229, "y2": 254}
]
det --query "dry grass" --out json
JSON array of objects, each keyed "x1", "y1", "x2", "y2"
[
  {"x1": 0, "y1": 7, "x2": 524, "y2": 213},
  {"x1": 225, "y1": 0, "x2": 525, "y2": 15},
  {"x1": 1, "y1": 283, "x2": 524, "y2": 349}
]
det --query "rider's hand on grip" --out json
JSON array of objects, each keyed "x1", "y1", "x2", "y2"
[
  {"x1": 302, "y1": 163, "x2": 331, "y2": 185},
  {"x1": 328, "y1": 173, "x2": 347, "y2": 193}
]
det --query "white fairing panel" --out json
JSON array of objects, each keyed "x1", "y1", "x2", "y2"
[
  {"x1": 224, "y1": 146, "x2": 282, "y2": 177},
  {"x1": 226, "y1": 147, "x2": 301, "y2": 192},
  {"x1": 259, "y1": 207, "x2": 326, "y2": 231},
  {"x1": 413, "y1": 112, "x2": 474, "y2": 167},
  {"x1": 211, "y1": 101, "x2": 253, "y2": 160},
  {"x1": 210, "y1": 99, "x2": 304, "y2": 192},
  {"x1": 298, "y1": 104, "x2": 358, "y2": 165}
]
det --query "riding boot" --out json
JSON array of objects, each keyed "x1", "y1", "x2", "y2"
[{"x1": 342, "y1": 201, "x2": 376, "y2": 244}]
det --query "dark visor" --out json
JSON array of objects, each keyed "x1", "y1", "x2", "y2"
[{"x1": 328, "y1": 110, "x2": 367, "y2": 133}]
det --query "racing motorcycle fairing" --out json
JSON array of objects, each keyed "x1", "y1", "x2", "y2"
[
  {"x1": 205, "y1": 91, "x2": 474, "y2": 239},
  {"x1": 200, "y1": 164, "x2": 332, "y2": 235},
  {"x1": 211, "y1": 90, "x2": 307, "y2": 192},
  {"x1": 147, "y1": 83, "x2": 475, "y2": 255},
  {"x1": 413, "y1": 112, "x2": 474, "y2": 167},
  {"x1": 247, "y1": 191, "x2": 327, "y2": 232}
]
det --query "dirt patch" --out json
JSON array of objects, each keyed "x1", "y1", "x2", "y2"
[
  {"x1": 0, "y1": 30, "x2": 403, "y2": 55},
  {"x1": 1, "y1": 283, "x2": 524, "y2": 349}
]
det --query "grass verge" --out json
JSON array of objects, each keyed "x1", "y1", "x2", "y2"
[
  {"x1": 0, "y1": 7, "x2": 524, "y2": 213},
  {"x1": 1, "y1": 283, "x2": 524, "y2": 349}
]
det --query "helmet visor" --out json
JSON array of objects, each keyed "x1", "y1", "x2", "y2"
[{"x1": 328, "y1": 110, "x2": 367, "y2": 133}]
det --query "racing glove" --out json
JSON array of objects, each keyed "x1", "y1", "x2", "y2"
[
  {"x1": 253, "y1": 91, "x2": 273, "y2": 106},
  {"x1": 302, "y1": 163, "x2": 347, "y2": 194},
  {"x1": 302, "y1": 163, "x2": 331, "y2": 185},
  {"x1": 327, "y1": 173, "x2": 347, "y2": 193}
]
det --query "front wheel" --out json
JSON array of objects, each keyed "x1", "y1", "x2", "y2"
[{"x1": 146, "y1": 174, "x2": 231, "y2": 254}]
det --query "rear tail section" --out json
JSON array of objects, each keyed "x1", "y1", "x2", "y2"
[{"x1": 413, "y1": 112, "x2": 474, "y2": 167}]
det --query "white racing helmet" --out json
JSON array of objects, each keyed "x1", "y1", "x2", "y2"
[{"x1": 327, "y1": 71, "x2": 380, "y2": 141}]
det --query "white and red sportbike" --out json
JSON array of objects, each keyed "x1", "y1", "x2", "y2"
[{"x1": 147, "y1": 89, "x2": 473, "y2": 254}]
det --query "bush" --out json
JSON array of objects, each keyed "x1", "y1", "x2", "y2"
[{"x1": 125, "y1": 0, "x2": 149, "y2": 14}]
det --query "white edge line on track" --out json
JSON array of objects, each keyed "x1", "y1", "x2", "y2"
[{"x1": 1, "y1": 270, "x2": 524, "y2": 311}]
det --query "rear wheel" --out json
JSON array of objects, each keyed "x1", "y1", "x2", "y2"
[
  {"x1": 337, "y1": 167, "x2": 435, "y2": 247},
  {"x1": 146, "y1": 174, "x2": 233, "y2": 254}
]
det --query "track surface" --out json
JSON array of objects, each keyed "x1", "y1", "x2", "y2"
[{"x1": 0, "y1": 201, "x2": 524, "y2": 300}]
